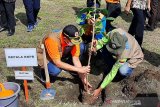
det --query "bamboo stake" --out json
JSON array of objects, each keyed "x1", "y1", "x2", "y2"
[{"x1": 86, "y1": 0, "x2": 97, "y2": 94}]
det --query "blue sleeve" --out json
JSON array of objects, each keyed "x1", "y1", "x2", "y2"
[
  {"x1": 78, "y1": 13, "x2": 87, "y2": 25},
  {"x1": 101, "y1": 17, "x2": 106, "y2": 33},
  {"x1": 95, "y1": 16, "x2": 106, "y2": 40}
]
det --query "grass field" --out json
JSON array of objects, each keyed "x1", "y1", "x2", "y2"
[{"x1": 0, "y1": 0, "x2": 160, "y2": 107}]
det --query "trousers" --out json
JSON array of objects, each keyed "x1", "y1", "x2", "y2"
[
  {"x1": 0, "y1": 1, "x2": 15, "y2": 29},
  {"x1": 23, "y1": 0, "x2": 40, "y2": 26}
]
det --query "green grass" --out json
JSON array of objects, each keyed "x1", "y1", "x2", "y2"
[{"x1": 0, "y1": 0, "x2": 160, "y2": 107}]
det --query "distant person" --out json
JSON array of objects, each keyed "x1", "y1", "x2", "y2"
[
  {"x1": 0, "y1": 0, "x2": 6, "y2": 32},
  {"x1": 0, "y1": 0, "x2": 16, "y2": 36},
  {"x1": 105, "y1": 0, "x2": 121, "y2": 31},
  {"x1": 40, "y1": 25, "x2": 92, "y2": 90},
  {"x1": 86, "y1": 0, "x2": 120, "y2": 32},
  {"x1": 87, "y1": 0, "x2": 101, "y2": 8},
  {"x1": 86, "y1": 0, "x2": 121, "y2": 18},
  {"x1": 23, "y1": 0, "x2": 40, "y2": 32},
  {"x1": 125, "y1": 0, "x2": 150, "y2": 46},
  {"x1": 105, "y1": 0, "x2": 121, "y2": 18},
  {"x1": 146, "y1": 0, "x2": 160, "y2": 31},
  {"x1": 157, "y1": 0, "x2": 160, "y2": 22}
]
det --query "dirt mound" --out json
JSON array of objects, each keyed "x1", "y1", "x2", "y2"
[
  {"x1": 80, "y1": 69, "x2": 160, "y2": 106},
  {"x1": 82, "y1": 91, "x2": 104, "y2": 106},
  {"x1": 122, "y1": 82, "x2": 137, "y2": 99},
  {"x1": 121, "y1": 69, "x2": 160, "y2": 99},
  {"x1": 135, "y1": 69, "x2": 160, "y2": 82}
]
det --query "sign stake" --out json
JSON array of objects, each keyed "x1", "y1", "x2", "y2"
[{"x1": 22, "y1": 66, "x2": 29, "y2": 102}]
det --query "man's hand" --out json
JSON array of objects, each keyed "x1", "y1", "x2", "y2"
[
  {"x1": 92, "y1": 39, "x2": 97, "y2": 53},
  {"x1": 124, "y1": 6, "x2": 130, "y2": 15},
  {"x1": 87, "y1": 18, "x2": 95, "y2": 25},
  {"x1": 147, "y1": 5, "x2": 151, "y2": 11},
  {"x1": 78, "y1": 66, "x2": 90, "y2": 74},
  {"x1": 82, "y1": 76, "x2": 92, "y2": 91},
  {"x1": 92, "y1": 87, "x2": 103, "y2": 98},
  {"x1": 78, "y1": 73, "x2": 92, "y2": 91},
  {"x1": 88, "y1": 40, "x2": 97, "y2": 55}
]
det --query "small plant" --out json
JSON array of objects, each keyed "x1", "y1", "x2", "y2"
[{"x1": 76, "y1": 7, "x2": 114, "y2": 49}]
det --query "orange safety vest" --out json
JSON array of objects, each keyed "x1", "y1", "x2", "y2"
[{"x1": 106, "y1": 0, "x2": 120, "y2": 3}]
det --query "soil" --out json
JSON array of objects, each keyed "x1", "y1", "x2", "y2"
[
  {"x1": 1, "y1": 0, "x2": 159, "y2": 106},
  {"x1": 121, "y1": 69, "x2": 160, "y2": 99},
  {"x1": 79, "y1": 60, "x2": 160, "y2": 106}
]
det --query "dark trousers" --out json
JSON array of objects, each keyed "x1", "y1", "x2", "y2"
[
  {"x1": 0, "y1": 1, "x2": 15, "y2": 30},
  {"x1": 128, "y1": 8, "x2": 145, "y2": 46},
  {"x1": 101, "y1": 47, "x2": 116, "y2": 74},
  {"x1": 106, "y1": 2, "x2": 121, "y2": 18},
  {"x1": 0, "y1": 1, "x2": 7, "y2": 28},
  {"x1": 106, "y1": 3, "x2": 121, "y2": 32},
  {"x1": 86, "y1": 0, "x2": 101, "y2": 8},
  {"x1": 23, "y1": 0, "x2": 40, "y2": 26},
  {"x1": 156, "y1": 0, "x2": 160, "y2": 21},
  {"x1": 148, "y1": 0, "x2": 159, "y2": 29}
]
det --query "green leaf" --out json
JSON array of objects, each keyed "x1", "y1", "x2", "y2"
[
  {"x1": 86, "y1": 12, "x2": 93, "y2": 19},
  {"x1": 79, "y1": 27, "x2": 85, "y2": 36},
  {"x1": 76, "y1": 17, "x2": 84, "y2": 24},
  {"x1": 97, "y1": 8, "x2": 108, "y2": 16},
  {"x1": 106, "y1": 17, "x2": 115, "y2": 21},
  {"x1": 102, "y1": 37, "x2": 109, "y2": 43},
  {"x1": 95, "y1": 21, "x2": 103, "y2": 34},
  {"x1": 79, "y1": 7, "x2": 108, "y2": 17}
]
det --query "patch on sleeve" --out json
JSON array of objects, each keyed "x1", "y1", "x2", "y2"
[
  {"x1": 119, "y1": 59, "x2": 127, "y2": 63},
  {"x1": 123, "y1": 33, "x2": 130, "y2": 50},
  {"x1": 125, "y1": 41, "x2": 130, "y2": 50}
]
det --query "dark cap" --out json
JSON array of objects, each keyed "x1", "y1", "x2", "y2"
[
  {"x1": 62, "y1": 25, "x2": 79, "y2": 37},
  {"x1": 62, "y1": 25, "x2": 82, "y2": 44}
]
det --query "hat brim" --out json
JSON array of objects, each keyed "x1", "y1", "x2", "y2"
[
  {"x1": 106, "y1": 43, "x2": 125, "y2": 55},
  {"x1": 70, "y1": 37, "x2": 82, "y2": 45}
]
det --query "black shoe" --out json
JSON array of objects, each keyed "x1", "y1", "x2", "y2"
[
  {"x1": 145, "y1": 25, "x2": 154, "y2": 31},
  {"x1": 147, "y1": 27, "x2": 154, "y2": 31},
  {"x1": 7, "y1": 29, "x2": 15, "y2": 36},
  {"x1": 154, "y1": 25, "x2": 157, "y2": 29},
  {"x1": 0, "y1": 27, "x2": 7, "y2": 32}
]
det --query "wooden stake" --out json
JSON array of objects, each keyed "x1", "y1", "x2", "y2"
[
  {"x1": 86, "y1": 0, "x2": 97, "y2": 93},
  {"x1": 22, "y1": 66, "x2": 29, "y2": 102},
  {"x1": 41, "y1": 44, "x2": 51, "y2": 89}
]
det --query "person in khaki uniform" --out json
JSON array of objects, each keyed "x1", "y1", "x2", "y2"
[{"x1": 89, "y1": 28, "x2": 144, "y2": 101}]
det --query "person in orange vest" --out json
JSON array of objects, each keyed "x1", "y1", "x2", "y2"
[{"x1": 41, "y1": 24, "x2": 92, "y2": 90}]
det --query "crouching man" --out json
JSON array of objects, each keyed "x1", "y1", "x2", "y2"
[
  {"x1": 90, "y1": 28, "x2": 144, "y2": 101},
  {"x1": 41, "y1": 24, "x2": 92, "y2": 89}
]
